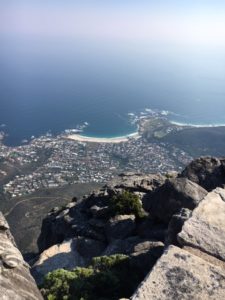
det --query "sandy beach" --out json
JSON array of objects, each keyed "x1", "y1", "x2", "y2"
[{"x1": 66, "y1": 132, "x2": 140, "y2": 143}]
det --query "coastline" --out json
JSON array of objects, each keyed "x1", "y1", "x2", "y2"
[
  {"x1": 66, "y1": 132, "x2": 140, "y2": 143},
  {"x1": 170, "y1": 120, "x2": 225, "y2": 128}
]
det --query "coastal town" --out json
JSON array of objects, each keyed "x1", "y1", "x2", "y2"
[{"x1": 0, "y1": 121, "x2": 192, "y2": 199}]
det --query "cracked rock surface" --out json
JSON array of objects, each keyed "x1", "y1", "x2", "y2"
[{"x1": 0, "y1": 212, "x2": 43, "y2": 300}]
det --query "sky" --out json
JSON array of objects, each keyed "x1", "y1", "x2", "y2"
[{"x1": 1, "y1": 0, "x2": 225, "y2": 48}]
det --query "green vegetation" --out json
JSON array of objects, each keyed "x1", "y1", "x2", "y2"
[
  {"x1": 162, "y1": 127, "x2": 225, "y2": 157},
  {"x1": 109, "y1": 191, "x2": 145, "y2": 218},
  {"x1": 41, "y1": 254, "x2": 140, "y2": 300},
  {"x1": 142, "y1": 117, "x2": 175, "y2": 140}
]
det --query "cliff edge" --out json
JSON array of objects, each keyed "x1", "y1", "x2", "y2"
[{"x1": 0, "y1": 212, "x2": 43, "y2": 300}]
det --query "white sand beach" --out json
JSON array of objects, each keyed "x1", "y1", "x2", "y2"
[{"x1": 66, "y1": 132, "x2": 140, "y2": 143}]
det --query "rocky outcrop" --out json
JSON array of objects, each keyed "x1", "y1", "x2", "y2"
[
  {"x1": 0, "y1": 212, "x2": 43, "y2": 300},
  {"x1": 180, "y1": 156, "x2": 225, "y2": 191},
  {"x1": 178, "y1": 188, "x2": 225, "y2": 261},
  {"x1": 143, "y1": 178, "x2": 207, "y2": 223},
  {"x1": 32, "y1": 239, "x2": 86, "y2": 284},
  {"x1": 34, "y1": 173, "x2": 168, "y2": 284},
  {"x1": 132, "y1": 184, "x2": 225, "y2": 299},
  {"x1": 107, "y1": 172, "x2": 166, "y2": 193},
  {"x1": 131, "y1": 246, "x2": 225, "y2": 300},
  {"x1": 34, "y1": 156, "x2": 225, "y2": 299},
  {"x1": 33, "y1": 236, "x2": 108, "y2": 284}
]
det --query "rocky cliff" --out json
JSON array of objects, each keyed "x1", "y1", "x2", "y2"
[
  {"x1": 33, "y1": 156, "x2": 225, "y2": 300},
  {"x1": 132, "y1": 187, "x2": 225, "y2": 300},
  {"x1": 2, "y1": 156, "x2": 225, "y2": 299},
  {"x1": 0, "y1": 212, "x2": 43, "y2": 300}
]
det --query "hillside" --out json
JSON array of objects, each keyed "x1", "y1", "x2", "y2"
[
  {"x1": 5, "y1": 182, "x2": 102, "y2": 261},
  {"x1": 162, "y1": 126, "x2": 225, "y2": 157}
]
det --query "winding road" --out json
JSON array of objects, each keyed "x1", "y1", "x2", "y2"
[{"x1": 4, "y1": 196, "x2": 71, "y2": 217}]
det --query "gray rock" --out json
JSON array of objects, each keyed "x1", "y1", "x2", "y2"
[
  {"x1": 178, "y1": 188, "x2": 225, "y2": 262},
  {"x1": 76, "y1": 238, "x2": 106, "y2": 259},
  {"x1": 136, "y1": 217, "x2": 166, "y2": 242},
  {"x1": 103, "y1": 236, "x2": 157, "y2": 256},
  {"x1": 130, "y1": 240, "x2": 164, "y2": 277},
  {"x1": 166, "y1": 208, "x2": 192, "y2": 246},
  {"x1": 0, "y1": 213, "x2": 43, "y2": 300},
  {"x1": 107, "y1": 173, "x2": 166, "y2": 193},
  {"x1": 103, "y1": 237, "x2": 164, "y2": 278},
  {"x1": 131, "y1": 245, "x2": 225, "y2": 300},
  {"x1": 143, "y1": 178, "x2": 207, "y2": 223},
  {"x1": 180, "y1": 156, "x2": 225, "y2": 191},
  {"x1": 103, "y1": 236, "x2": 142, "y2": 256},
  {"x1": 32, "y1": 239, "x2": 86, "y2": 285},
  {"x1": 105, "y1": 215, "x2": 136, "y2": 242},
  {"x1": 89, "y1": 205, "x2": 109, "y2": 218}
]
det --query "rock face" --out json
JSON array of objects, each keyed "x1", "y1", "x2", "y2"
[
  {"x1": 131, "y1": 246, "x2": 225, "y2": 300},
  {"x1": 178, "y1": 188, "x2": 225, "y2": 262},
  {"x1": 0, "y1": 212, "x2": 43, "y2": 300},
  {"x1": 143, "y1": 178, "x2": 207, "y2": 223},
  {"x1": 129, "y1": 240, "x2": 164, "y2": 277},
  {"x1": 165, "y1": 208, "x2": 191, "y2": 246},
  {"x1": 180, "y1": 156, "x2": 225, "y2": 191},
  {"x1": 34, "y1": 156, "x2": 225, "y2": 299},
  {"x1": 105, "y1": 215, "x2": 136, "y2": 242},
  {"x1": 32, "y1": 239, "x2": 85, "y2": 284},
  {"x1": 132, "y1": 183, "x2": 225, "y2": 299}
]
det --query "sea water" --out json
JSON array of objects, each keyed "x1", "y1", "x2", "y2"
[{"x1": 1, "y1": 38, "x2": 225, "y2": 146}]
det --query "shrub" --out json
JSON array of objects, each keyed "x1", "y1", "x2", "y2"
[
  {"x1": 109, "y1": 191, "x2": 145, "y2": 218},
  {"x1": 41, "y1": 254, "x2": 140, "y2": 300}
]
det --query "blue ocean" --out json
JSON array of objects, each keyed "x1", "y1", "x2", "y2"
[{"x1": 1, "y1": 38, "x2": 225, "y2": 146}]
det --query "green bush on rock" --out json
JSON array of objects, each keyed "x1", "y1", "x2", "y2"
[
  {"x1": 109, "y1": 191, "x2": 145, "y2": 218},
  {"x1": 40, "y1": 254, "x2": 140, "y2": 300}
]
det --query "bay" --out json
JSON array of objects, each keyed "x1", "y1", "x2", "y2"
[{"x1": 1, "y1": 38, "x2": 225, "y2": 146}]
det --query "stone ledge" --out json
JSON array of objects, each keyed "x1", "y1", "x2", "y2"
[{"x1": 131, "y1": 245, "x2": 225, "y2": 300}]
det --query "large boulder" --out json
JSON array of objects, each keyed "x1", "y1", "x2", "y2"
[
  {"x1": 180, "y1": 156, "x2": 225, "y2": 191},
  {"x1": 37, "y1": 198, "x2": 106, "y2": 253},
  {"x1": 105, "y1": 215, "x2": 136, "y2": 242},
  {"x1": 103, "y1": 237, "x2": 164, "y2": 279},
  {"x1": 143, "y1": 178, "x2": 207, "y2": 223},
  {"x1": 0, "y1": 212, "x2": 43, "y2": 300},
  {"x1": 131, "y1": 246, "x2": 225, "y2": 300},
  {"x1": 130, "y1": 240, "x2": 164, "y2": 277},
  {"x1": 76, "y1": 237, "x2": 106, "y2": 259},
  {"x1": 103, "y1": 236, "x2": 144, "y2": 256},
  {"x1": 178, "y1": 188, "x2": 225, "y2": 262},
  {"x1": 32, "y1": 239, "x2": 86, "y2": 284},
  {"x1": 37, "y1": 206, "x2": 82, "y2": 253},
  {"x1": 136, "y1": 217, "x2": 167, "y2": 242}
]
